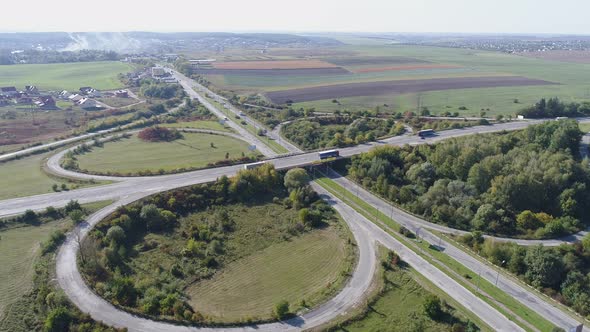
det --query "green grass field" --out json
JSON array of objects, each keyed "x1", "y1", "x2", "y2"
[
  {"x1": 0, "y1": 61, "x2": 132, "y2": 91},
  {"x1": 336, "y1": 265, "x2": 479, "y2": 332},
  {"x1": 0, "y1": 201, "x2": 111, "y2": 322},
  {"x1": 76, "y1": 132, "x2": 255, "y2": 174},
  {"x1": 187, "y1": 227, "x2": 349, "y2": 322},
  {"x1": 0, "y1": 151, "x2": 102, "y2": 200},
  {"x1": 162, "y1": 120, "x2": 232, "y2": 132}
]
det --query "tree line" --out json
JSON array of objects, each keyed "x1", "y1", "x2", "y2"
[
  {"x1": 282, "y1": 116, "x2": 405, "y2": 150},
  {"x1": 342, "y1": 120, "x2": 588, "y2": 238},
  {"x1": 520, "y1": 97, "x2": 590, "y2": 118},
  {"x1": 460, "y1": 232, "x2": 590, "y2": 319}
]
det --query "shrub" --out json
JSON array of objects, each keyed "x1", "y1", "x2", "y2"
[
  {"x1": 41, "y1": 230, "x2": 66, "y2": 254},
  {"x1": 44, "y1": 307, "x2": 72, "y2": 332},
  {"x1": 423, "y1": 295, "x2": 442, "y2": 319},
  {"x1": 273, "y1": 300, "x2": 290, "y2": 320},
  {"x1": 69, "y1": 209, "x2": 85, "y2": 224},
  {"x1": 138, "y1": 126, "x2": 182, "y2": 142},
  {"x1": 65, "y1": 200, "x2": 82, "y2": 213}
]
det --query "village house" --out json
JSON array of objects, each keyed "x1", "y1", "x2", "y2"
[
  {"x1": 0, "y1": 95, "x2": 10, "y2": 106},
  {"x1": 25, "y1": 85, "x2": 39, "y2": 95},
  {"x1": 16, "y1": 95, "x2": 33, "y2": 104},
  {"x1": 34, "y1": 96, "x2": 57, "y2": 109},
  {"x1": 0, "y1": 87, "x2": 17, "y2": 96},
  {"x1": 68, "y1": 94, "x2": 83, "y2": 103},
  {"x1": 78, "y1": 98, "x2": 102, "y2": 110}
]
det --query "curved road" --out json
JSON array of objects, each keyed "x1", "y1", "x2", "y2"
[
  {"x1": 2, "y1": 95, "x2": 590, "y2": 330},
  {"x1": 56, "y1": 190, "x2": 379, "y2": 332}
]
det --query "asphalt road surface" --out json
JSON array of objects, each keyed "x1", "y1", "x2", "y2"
[
  {"x1": 56, "y1": 184, "x2": 378, "y2": 332},
  {"x1": 3, "y1": 117, "x2": 590, "y2": 331},
  {"x1": 324, "y1": 170, "x2": 586, "y2": 331}
]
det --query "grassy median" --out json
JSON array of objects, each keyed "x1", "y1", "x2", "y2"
[{"x1": 315, "y1": 175, "x2": 556, "y2": 332}]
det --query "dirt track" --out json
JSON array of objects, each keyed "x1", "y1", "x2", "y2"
[{"x1": 266, "y1": 76, "x2": 557, "y2": 104}]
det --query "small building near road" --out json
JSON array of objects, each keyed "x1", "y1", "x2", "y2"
[{"x1": 114, "y1": 90, "x2": 129, "y2": 98}]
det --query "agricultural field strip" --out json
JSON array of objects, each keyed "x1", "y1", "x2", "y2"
[
  {"x1": 212, "y1": 60, "x2": 340, "y2": 69},
  {"x1": 321, "y1": 172, "x2": 586, "y2": 331},
  {"x1": 193, "y1": 68, "x2": 351, "y2": 76},
  {"x1": 265, "y1": 76, "x2": 558, "y2": 104},
  {"x1": 54, "y1": 182, "x2": 378, "y2": 331}
]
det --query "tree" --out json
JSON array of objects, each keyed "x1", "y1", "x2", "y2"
[
  {"x1": 69, "y1": 209, "x2": 85, "y2": 224},
  {"x1": 274, "y1": 300, "x2": 290, "y2": 320},
  {"x1": 516, "y1": 210, "x2": 542, "y2": 230},
  {"x1": 524, "y1": 245, "x2": 565, "y2": 288},
  {"x1": 423, "y1": 294, "x2": 442, "y2": 319},
  {"x1": 110, "y1": 276, "x2": 138, "y2": 306},
  {"x1": 64, "y1": 200, "x2": 82, "y2": 213},
  {"x1": 140, "y1": 204, "x2": 164, "y2": 231},
  {"x1": 106, "y1": 225, "x2": 126, "y2": 246},
  {"x1": 22, "y1": 209, "x2": 38, "y2": 223},
  {"x1": 283, "y1": 168, "x2": 310, "y2": 191},
  {"x1": 44, "y1": 307, "x2": 71, "y2": 332}
]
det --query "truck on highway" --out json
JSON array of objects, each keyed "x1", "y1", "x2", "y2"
[
  {"x1": 243, "y1": 161, "x2": 266, "y2": 170},
  {"x1": 418, "y1": 129, "x2": 435, "y2": 138},
  {"x1": 318, "y1": 149, "x2": 340, "y2": 160}
]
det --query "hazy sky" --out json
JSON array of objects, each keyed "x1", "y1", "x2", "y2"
[{"x1": 2, "y1": 0, "x2": 589, "y2": 34}]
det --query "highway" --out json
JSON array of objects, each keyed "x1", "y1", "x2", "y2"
[
  {"x1": 172, "y1": 70, "x2": 279, "y2": 157},
  {"x1": 0, "y1": 119, "x2": 559, "y2": 216},
  {"x1": 324, "y1": 170, "x2": 586, "y2": 331},
  {"x1": 2, "y1": 70, "x2": 590, "y2": 331}
]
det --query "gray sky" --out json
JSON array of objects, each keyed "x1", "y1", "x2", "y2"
[{"x1": 2, "y1": 0, "x2": 589, "y2": 34}]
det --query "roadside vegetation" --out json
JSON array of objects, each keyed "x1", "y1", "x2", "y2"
[
  {"x1": 328, "y1": 247, "x2": 480, "y2": 332},
  {"x1": 457, "y1": 232, "x2": 590, "y2": 320},
  {"x1": 282, "y1": 115, "x2": 405, "y2": 150},
  {"x1": 315, "y1": 176, "x2": 557, "y2": 331},
  {"x1": 79, "y1": 166, "x2": 356, "y2": 325},
  {"x1": 0, "y1": 200, "x2": 120, "y2": 332},
  {"x1": 519, "y1": 97, "x2": 590, "y2": 118},
  {"x1": 340, "y1": 120, "x2": 588, "y2": 238}
]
